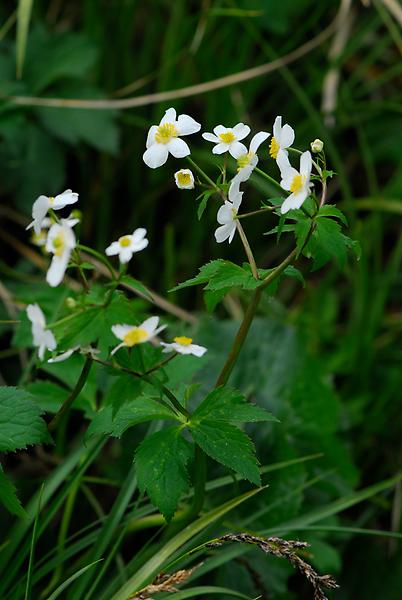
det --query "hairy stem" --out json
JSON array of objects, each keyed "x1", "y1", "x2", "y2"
[{"x1": 48, "y1": 356, "x2": 93, "y2": 432}]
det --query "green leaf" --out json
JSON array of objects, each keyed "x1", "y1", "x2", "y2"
[
  {"x1": 0, "y1": 464, "x2": 26, "y2": 517},
  {"x1": 317, "y1": 204, "x2": 348, "y2": 225},
  {"x1": 306, "y1": 217, "x2": 350, "y2": 270},
  {"x1": 294, "y1": 217, "x2": 311, "y2": 256},
  {"x1": 172, "y1": 260, "x2": 260, "y2": 294},
  {"x1": 0, "y1": 387, "x2": 52, "y2": 452},
  {"x1": 16, "y1": 0, "x2": 33, "y2": 78},
  {"x1": 192, "y1": 386, "x2": 277, "y2": 424},
  {"x1": 120, "y1": 275, "x2": 153, "y2": 301},
  {"x1": 190, "y1": 420, "x2": 261, "y2": 485},
  {"x1": 283, "y1": 265, "x2": 305, "y2": 286},
  {"x1": 197, "y1": 189, "x2": 215, "y2": 220},
  {"x1": 87, "y1": 396, "x2": 178, "y2": 438},
  {"x1": 44, "y1": 560, "x2": 103, "y2": 600},
  {"x1": 135, "y1": 427, "x2": 193, "y2": 520}
]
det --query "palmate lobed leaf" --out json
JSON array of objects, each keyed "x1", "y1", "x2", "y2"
[
  {"x1": 135, "y1": 427, "x2": 194, "y2": 520},
  {"x1": 86, "y1": 395, "x2": 179, "y2": 439},
  {"x1": 171, "y1": 260, "x2": 260, "y2": 293},
  {"x1": 192, "y1": 386, "x2": 277, "y2": 424},
  {"x1": 0, "y1": 386, "x2": 52, "y2": 452}
]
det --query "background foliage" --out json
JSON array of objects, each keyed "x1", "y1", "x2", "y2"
[{"x1": 0, "y1": 0, "x2": 401, "y2": 598}]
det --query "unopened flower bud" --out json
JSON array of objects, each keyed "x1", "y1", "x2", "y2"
[
  {"x1": 65, "y1": 297, "x2": 77, "y2": 309},
  {"x1": 311, "y1": 139, "x2": 324, "y2": 153}
]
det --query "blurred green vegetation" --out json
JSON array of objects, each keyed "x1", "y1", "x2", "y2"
[{"x1": 1, "y1": 0, "x2": 402, "y2": 598}]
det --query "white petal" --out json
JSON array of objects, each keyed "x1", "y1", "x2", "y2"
[
  {"x1": 176, "y1": 114, "x2": 201, "y2": 135},
  {"x1": 273, "y1": 116, "x2": 282, "y2": 139},
  {"x1": 46, "y1": 249, "x2": 71, "y2": 287},
  {"x1": 146, "y1": 125, "x2": 158, "y2": 148},
  {"x1": 119, "y1": 248, "x2": 134, "y2": 263},
  {"x1": 160, "y1": 342, "x2": 174, "y2": 353},
  {"x1": 105, "y1": 241, "x2": 121, "y2": 256},
  {"x1": 131, "y1": 228, "x2": 147, "y2": 243},
  {"x1": 53, "y1": 190, "x2": 79, "y2": 209},
  {"x1": 141, "y1": 316, "x2": 160, "y2": 335},
  {"x1": 27, "y1": 303, "x2": 45, "y2": 327},
  {"x1": 112, "y1": 324, "x2": 133, "y2": 340},
  {"x1": 215, "y1": 223, "x2": 235, "y2": 243},
  {"x1": 300, "y1": 151, "x2": 312, "y2": 178},
  {"x1": 217, "y1": 203, "x2": 234, "y2": 225},
  {"x1": 249, "y1": 131, "x2": 270, "y2": 154},
  {"x1": 189, "y1": 344, "x2": 207, "y2": 357},
  {"x1": 143, "y1": 144, "x2": 169, "y2": 169},
  {"x1": 280, "y1": 190, "x2": 308, "y2": 214},
  {"x1": 131, "y1": 238, "x2": 149, "y2": 253},
  {"x1": 280, "y1": 124, "x2": 295, "y2": 149},
  {"x1": 167, "y1": 138, "x2": 190, "y2": 158},
  {"x1": 48, "y1": 347, "x2": 77, "y2": 363},
  {"x1": 228, "y1": 223, "x2": 237, "y2": 243},
  {"x1": 38, "y1": 344, "x2": 46, "y2": 361},
  {"x1": 213, "y1": 125, "x2": 227, "y2": 136},
  {"x1": 276, "y1": 152, "x2": 293, "y2": 178},
  {"x1": 229, "y1": 141, "x2": 247, "y2": 159},
  {"x1": 27, "y1": 196, "x2": 50, "y2": 235},
  {"x1": 232, "y1": 123, "x2": 250, "y2": 141},
  {"x1": 202, "y1": 132, "x2": 219, "y2": 143},
  {"x1": 212, "y1": 142, "x2": 229, "y2": 155},
  {"x1": 160, "y1": 107, "x2": 176, "y2": 125},
  {"x1": 111, "y1": 342, "x2": 126, "y2": 356}
]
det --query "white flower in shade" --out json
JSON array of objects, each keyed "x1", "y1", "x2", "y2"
[
  {"x1": 174, "y1": 169, "x2": 195, "y2": 189},
  {"x1": 202, "y1": 123, "x2": 250, "y2": 158},
  {"x1": 27, "y1": 303, "x2": 57, "y2": 360},
  {"x1": 236, "y1": 131, "x2": 270, "y2": 173},
  {"x1": 143, "y1": 108, "x2": 201, "y2": 169},
  {"x1": 111, "y1": 316, "x2": 166, "y2": 355},
  {"x1": 311, "y1": 138, "x2": 324, "y2": 153},
  {"x1": 105, "y1": 228, "x2": 149, "y2": 264},
  {"x1": 45, "y1": 219, "x2": 77, "y2": 287},
  {"x1": 48, "y1": 347, "x2": 78, "y2": 363},
  {"x1": 269, "y1": 116, "x2": 295, "y2": 161},
  {"x1": 26, "y1": 190, "x2": 79, "y2": 236},
  {"x1": 277, "y1": 151, "x2": 313, "y2": 214},
  {"x1": 214, "y1": 168, "x2": 248, "y2": 244},
  {"x1": 160, "y1": 336, "x2": 207, "y2": 357}
]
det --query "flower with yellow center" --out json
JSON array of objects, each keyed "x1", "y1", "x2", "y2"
[
  {"x1": 269, "y1": 116, "x2": 295, "y2": 161},
  {"x1": 45, "y1": 219, "x2": 77, "y2": 287},
  {"x1": 111, "y1": 317, "x2": 166, "y2": 355},
  {"x1": 236, "y1": 131, "x2": 270, "y2": 177},
  {"x1": 202, "y1": 123, "x2": 250, "y2": 158},
  {"x1": 143, "y1": 108, "x2": 201, "y2": 169},
  {"x1": 27, "y1": 303, "x2": 57, "y2": 360},
  {"x1": 105, "y1": 228, "x2": 149, "y2": 264},
  {"x1": 160, "y1": 335, "x2": 207, "y2": 357},
  {"x1": 214, "y1": 167, "x2": 250, "y2": 244},
  {"x1": 174, "y1": 169, "x2": 195, "y2": 190},
  {"x1": 26, "y1": 189, "x2": 79, "y2": 236},
  {"x1": 277, "y1": 151, "x2": 313, "y2": 214}
]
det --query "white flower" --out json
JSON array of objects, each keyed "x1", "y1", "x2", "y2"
[
  {"x1": 236, "y1": 131, "x2": 270, "y2": 173},
  {"x1": 174, "y1": 169, "x2": 195, "y2": 189},
  {"x1": 311, "y1": 138, "x2": 324, "y2": 153},
  {"x1": 45, "y1": 219, "x2": 77, "y2": 287},
  {"x1": 26, "y1": 190, "x2": 79, "y2": 236},
  {"x1": 26, "y1": 303, "x2": 57, "y2": 360},
  {"x1": 111, "y1": 316, "x2": 166, "y2": 355},
  {"x1": 214, "y1": 168, "x2": 248, "y2": 244},
  {"x1": 202, "y1": 123, "x2": 250, "y2": 158},
  {"x1": 105, "y1": 228, "x2": 149, "y2": 264},
  {"x1": 277, "y1": 151, "x2": 313, "y2": 214},
  {"x1": 160, "y1": 336, "x2": 207, "y2": 357},
  {"x1": 143, "y1": 108, "x2": 201, "y2": 169},
  {"x1": 48, "y1": 347, "x2": 78, "y2": 363},
  {"x1": 269, "y1": 116, "x2": 295, "y2": 161}
]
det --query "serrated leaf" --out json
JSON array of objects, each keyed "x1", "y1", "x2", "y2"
[
  {"x1": 197, "y1": 190, "x2": 215, "y2": 220},
  {"x1": 192, "y1": 386, "x2": 277, "y2": 424},
  {"x1": 86, "y1": 396, "x2": 178, "y2": 438},
  {"x1": 264, "y1": 223, "x2": 295, "y2": 237},
  {"x1": 172, "y1": 260, "x2": 259, "y2": 294},
  {"x1": 317, "y1": 205, "x2": 348, "y2": 225},
  {"x1": 283, "y1": 265, "x2": 305, "y2": 286},
  {"x1": 295, "y1": 218, "x2": 311, "y2": 256},
  {"x1": 190, "y1": 420, "x2": 260, "y2": 485},
  {"x1": 0, "y1": 464, "x2": 26, "y2": 517},
  {"x1": 135, "y1": 427, "x2": 193, "y2": 520},
  {"x1": 0, "y1": 387, "x2": 52, "y2": 452}
]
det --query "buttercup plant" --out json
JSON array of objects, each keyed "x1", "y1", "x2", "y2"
[{"x1": 1, "y1": 108, "x2": 361, "y2": 600}]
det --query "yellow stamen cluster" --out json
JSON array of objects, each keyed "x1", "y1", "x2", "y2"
[
  {"x1": 52, "y1": 233, "x2": 65, "y2": 257},
  {"x1": 173, "y1": 336, "x2": 192, "y2": 346},
  {"x1": 269, "y1": 137, "x2": 280, "y2": 159},
  {"x1": 155, "y1": 123, "x2": 178, "y2": 144},
  {"x1": 119, "y1": 236, "x2": 132, "y2": 247},
  {"x1": 48, "y1": 196, "x2": 55, "y2": 204},
  {"x1": 237, "y1": 152, "x2": 254, "y2": 170},
  {"x1": 177, "y1": 172, "x2": 192, "y2": 186},
  {"x1": 290, "y1": 174, "x2": 304, "y2": 194},
  {"x1": 219, "y1": 131, "x2": 235, "y2": 144},
  {"x1": 123, "y1": 328, "x2": 148, "y2": 346}
]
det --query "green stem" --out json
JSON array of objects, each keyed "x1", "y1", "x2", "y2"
[
  {"x1": 77, "y1": 244, "x2": 116, "y2": 280},
  {"x1": 186, "y1": 156, "x2": 221, "y2": 192},
  {"x1": 48, "y1": 356, "x2": 93, "y2": 432},
  {"x1": 236, "y1": 221, "x2": 259, "y2": 279},
  {"x1": 145, "y1": 352, "x2": 177, "y2": 374},
  {"x1": 237, "y1": 206, "x2": 277, "y2": 219},
  {"x1": 254, "y1": 167, "x2": 284, "y2": 193}
]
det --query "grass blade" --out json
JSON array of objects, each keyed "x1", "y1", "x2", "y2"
[
  {"x1": 44, "y1": 560, "x2": 103, "y2": 600},
  {"x1": 16, "y1": 0, "x2": 33, "y2": 78}
]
